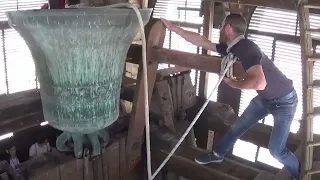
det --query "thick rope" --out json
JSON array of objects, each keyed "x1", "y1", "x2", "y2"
[
  {"x1": 151, "y1": 52, "x2": 238, "y2": 179},
  {"x1": 221, "y1": 52, "x2": 239, "y2": 79}
]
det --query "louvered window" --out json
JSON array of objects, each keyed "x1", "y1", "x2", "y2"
[
  {"x1": 153, "y1": 0, "x2": 203, "y2": 95},
  {"x1": 236, "y1": 6, "x2": 320, "y2": 169},
  {"x1": 0, "y1": 0, "x2": 46, "y2": 94}
]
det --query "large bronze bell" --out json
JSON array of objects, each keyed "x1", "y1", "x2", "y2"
[{"x1": 6, "y1": 5, "x2": 152, "y2": 157}]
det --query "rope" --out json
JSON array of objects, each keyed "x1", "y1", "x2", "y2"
[
  {"x1": 221, "y1": 52, "x2": 239, "y2": 79},
  {"x1": 151, "y1": 52, "x2": 238, "y2": 179},
  {"x1": 106, "y1": 4, "x2": 153, "y2": 179}
]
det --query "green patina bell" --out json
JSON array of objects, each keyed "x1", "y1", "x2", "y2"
[{"x1": 6, "y1": 5, "x2": 152, "y2": 157}]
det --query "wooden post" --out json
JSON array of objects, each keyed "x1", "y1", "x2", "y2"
[
  {"x1": 126, "y1": 21, "x2": 166, "y2": 171},
  {"x1": 140, "y1": 0, "x2": 148, "y2": 8},
  {"x1": 156, "y1": 80, "x2": 176, "y2": 131},
  {"x1": 199, "y1": 0, "x2": 214, "y2": 98}
]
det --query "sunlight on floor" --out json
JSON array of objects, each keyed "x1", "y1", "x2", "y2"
[{"x1": 258, "y1": 147, "x2": 284, "y2": 169}]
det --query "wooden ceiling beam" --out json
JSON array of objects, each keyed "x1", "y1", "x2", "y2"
[{"x1": 152, "y1": 47, "x2": 246, "y2": 78}]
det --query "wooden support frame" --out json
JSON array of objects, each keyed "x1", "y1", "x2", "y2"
[
  {"x1": 126, "y1": 21, "x2": 166, "y2": 170},
  {"x1": 152, "y1": 47, "x2": 246, "y2": 78},
  {"x1": 125, "y1": 19, "x2": 246, "y2": 171}
]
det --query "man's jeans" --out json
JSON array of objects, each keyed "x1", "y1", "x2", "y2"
[{"x1": 216, "y1": 89, "x2": 300, "y2": 178}]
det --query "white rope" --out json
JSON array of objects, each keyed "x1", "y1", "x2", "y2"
[
  {"x1": 107, "y1": 4, "x2": 153, "y2": 179},
  {"x1": 151, "y1": 52, "x2": 238, "y2": 179}
]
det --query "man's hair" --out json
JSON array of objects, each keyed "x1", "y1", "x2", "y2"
[
  {"x1": 36, "y1": 136, "x2": 47, "y2": 144},
  {"x1": 224, "y1": 13, "x2": 247, "y2": 35}
]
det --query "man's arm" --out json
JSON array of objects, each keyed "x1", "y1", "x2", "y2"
[
  {"x1": 29, "y1": 145, "x2": 35, "y2": 159},
  {"x1": 223, "y1": 41, "x2": 266, "y2": 90},
  {"x1": 161, "y1": 19, "x2": 218, "y2": 52},
  {"x1": 224, "y1": 65, "x2": 266, "y2": 90}
]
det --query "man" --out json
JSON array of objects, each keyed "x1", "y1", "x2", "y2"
[
  {"x1": 29, "y1": 136, "x2": 51, "y2": 158},
  {"x1": 161, "y1": 13, "x2": 300, "y2": 180}
]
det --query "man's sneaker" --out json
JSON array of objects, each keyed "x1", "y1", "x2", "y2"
[{"x1": 194, "y1": 151, "x2": 224, "y2": 165}]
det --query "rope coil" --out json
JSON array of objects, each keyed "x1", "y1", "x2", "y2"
[{"x1": 221, "y1": 52, "x2": 239, "y2": 79}]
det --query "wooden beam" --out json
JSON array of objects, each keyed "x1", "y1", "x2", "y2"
[
  {"x1": 151, "y1": 125, "x2": 261, "y2": 180},
  {"x1": 152, "y1": 48, "x2": 246, "y2": 78},
  {"x1": 155, "y1": 80, "x2": 176, "y2": 131},
  {"x1": 140, "y1": 0, "x2": 148, "y2": 8},
  {"x1": 0, "y1": 111, "x2": 43, "y2": 134},
  {"x1": 199, "y1": 0, "x2": 214, "y2": 97},
  {"x1": 208, "y1": 0, "x2": 320, "y2": 12},
  {"x1": 254, "y1": 171, "x2": 275, "y2": 180},
  {"x1": 126, "y1": 21, "x2": 165, "y2": 171}
]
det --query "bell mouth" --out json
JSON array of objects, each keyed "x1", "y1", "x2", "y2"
[{"x1": 47, "y1": 110, "x2": 119, "y2": 134}]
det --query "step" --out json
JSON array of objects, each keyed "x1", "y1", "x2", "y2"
[
  {"x1": 307, "y1": 134, "x2": 320, "y2": 147},
  {"x1": 254, "y1": 171, "x2": 275, "y2": 180},
  {"x1": 309, "y1": 106, "x2": 320, "y2": 117},
  {"x1": 309, "y1": 80, "x2": 320, "y2": 88},
  {"x1": 308, "y1": 141, "x2": 320, "y2": 147},
  {"x1": 305, "y1": 5, "x2": 320, "y2": 10},
  {"x1": 308, "y1": 53, "x2": 320, "y2": 61},
  {"x1": 307, "y1": 28, "x2": 320, "y2": 33},
  {"x1": 307, "y1": 161, "x2": 320, "y2": 175}
]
